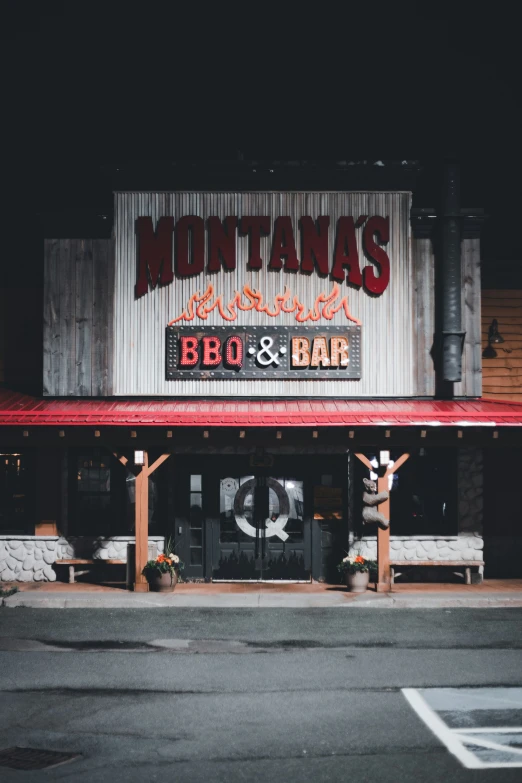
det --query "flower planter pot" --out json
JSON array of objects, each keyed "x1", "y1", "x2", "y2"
[
  {"x1": 346, "y1": 570, "x2": 370, "y2": 593},
  {"x1": 146, "y1": 570, "x2": 178, "y2": 592}
]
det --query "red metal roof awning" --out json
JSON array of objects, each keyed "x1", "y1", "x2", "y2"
[{"x1": 1, "y1": 389, "x2": 522, "y2": 427}]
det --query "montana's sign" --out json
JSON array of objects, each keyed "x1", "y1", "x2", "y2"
[
  {"x1": 166, "y1": 325, "x2": 362, "y2": 379},
  {"x1": 136, "y1": 214, "x2": 390, "y2": 298}
]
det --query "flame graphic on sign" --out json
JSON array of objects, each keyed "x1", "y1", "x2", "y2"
[{"x1": 168, "y1": 283, "x2": 361, "y2": 325}]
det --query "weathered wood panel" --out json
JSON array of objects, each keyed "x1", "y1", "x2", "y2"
[
  {"x1": 92, "y1": 239, "x2": 114, "y2": 396},
  {"x1": 411, "y1": 236, "x2": 481, "y2": 397},
  {"x1": 43, "y1": 239, "x2": 61, "y2": 395},
  {"x1": 482, "y1": 289, "x2": 522, "y2": 402},
  {"x1": 412, "y1": 237, "x2": 435, "y2": 395},
  {"x1": 454, "y1": 238, "x2": 482, "y2": 398},
  {"x1": 43, "y1": 239, "x2": 113, "y2": 396},
  {"x1": 60, "y1": 239, "x2": 77, "y2": 395},
  {"x1": 75, "y1": 240, "x2": 93, "y2": 395}
]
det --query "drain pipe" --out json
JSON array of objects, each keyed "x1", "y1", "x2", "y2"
[{"x1": 441, "y1": 162, "x2": 465, "y2": 383}]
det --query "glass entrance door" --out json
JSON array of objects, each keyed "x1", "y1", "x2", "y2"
[{"x1": 214, "y1": 474, "x2": 309, "y2": 581}]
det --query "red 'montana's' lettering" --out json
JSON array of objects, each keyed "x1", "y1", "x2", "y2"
[
  {"x1": 331, "y1": 217, "x2": 363, "y2": 286},
  {"x1": 362, "y1": 216, "x2": 390, "y2": 294},
  {"x1": 269, "y1": 217, "x2": 299, "y2": 271},
  {"x1": 176, "y1": 216, "x2": 205, "y2": 277},
  {"x1": 207, "y1": 217, "x2": 238, "y2": 272},
  {"x1": 300, "y1": 216, "x2": 330, "y2": 276},
  {"x1": 239, "y1": 217, "x2": 270, "y2": 269},
  {"x1": 135, "y1": 214, "x2": 391, "y2": 296},
  {"x1": 135, "y1": 216, "x2": 174, "y2": 298}
]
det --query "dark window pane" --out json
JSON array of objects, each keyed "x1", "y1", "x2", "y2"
[
  {"x1": 190, "y1": 492, "x2": 202, "y2": 509},
  {"x1": 354, "y1": 448, "x2": 457, "y2": 536},
  {"x1": 190, "y1": 548, "x2": 203, "y2": 565},
  {"x1": 190, "y1": 504, "x2": 204, "y2": 528},
  {"x1": 0, "y1": 454, "x2": 30, "y2": 533},
  {"x1": 74, "y1": 452, "x2": 119, "y2": 535},
  {"x1": 190, "y1": 475, "x2": 202, "y2": 492},
  {"x1": 220, "y1": 512, "x2": 238, "y2": 544},
  {"x1": 190, "y1": 529, "x2": 203, "y2": 548}
]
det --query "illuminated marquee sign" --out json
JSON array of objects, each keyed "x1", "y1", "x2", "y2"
[{"x1": 166, "y1": 326, "x2": 361, "y2": 379}]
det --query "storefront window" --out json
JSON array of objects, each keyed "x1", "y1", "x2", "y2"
[
  {"x1": 75, "y1": 453, "x2": 112, "y2": 535},
  {"x1": 0, "y1": 453, "x2": 31, "y2": 533},
  {"x1": 355, "y1": 448, "x2": 458, "y2": 536},
  {"x1": 189, "y1": 475, "x2": 203, "y2": 565}
]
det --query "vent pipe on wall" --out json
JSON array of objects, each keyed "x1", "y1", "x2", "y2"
[{"x1": 441, "y1": 162, "x2": 465, "y2": 382}]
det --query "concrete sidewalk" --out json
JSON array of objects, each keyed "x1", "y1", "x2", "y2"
[{"x1": 2, "y1": 580, "x2": 522, "y2": 609}]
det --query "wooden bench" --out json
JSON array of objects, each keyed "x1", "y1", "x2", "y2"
[
  {"x1": 54, "y1": 559, "x2": 126, "y2": 584},
  {"x1": 390, "y1": 560, "x2": 485, "y2": 585}
]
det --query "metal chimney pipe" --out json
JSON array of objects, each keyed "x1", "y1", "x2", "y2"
[{"x1": 442, "y1": 162, "x2": 465, "y2": 382}]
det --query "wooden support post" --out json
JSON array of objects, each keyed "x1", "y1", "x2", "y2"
[
  {"x1": 134, "y1": 452, "x2": 149, "y2": 592},
  {"x1": 354, "y1": 450, "x2": 410, "y2": 593},
  {"x1": 113, "y1": 450, "x2": 171, "y2": 592},
  {"x1": 376, "y1": 476, "x2": 390, "y2": 592}
]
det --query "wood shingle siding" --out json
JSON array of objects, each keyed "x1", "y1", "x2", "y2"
[{"x1": 482, "y1": 289, "x2": 522, "y2": 402}]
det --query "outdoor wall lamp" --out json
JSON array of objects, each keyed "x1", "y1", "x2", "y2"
[
  {"x1": 482, "y1": 319, "x2": 504, "y2": 358},
  {"x1": 134, "y1": 450, "x2": 145, "y2": 465}
]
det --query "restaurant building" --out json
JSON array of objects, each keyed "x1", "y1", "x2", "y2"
[{"x1": 1, "y1": 160, "x2": 521, "y2": 589}]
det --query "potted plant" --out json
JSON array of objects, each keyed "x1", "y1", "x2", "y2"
[
  {"x1": 338, "y1": 554, "x2": 376, "y2": 593},
  {"x1": 142, "y1": 539, "x2": 184, "y2": 592}
]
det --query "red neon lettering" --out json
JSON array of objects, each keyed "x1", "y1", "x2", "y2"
[
  {"x1": 300, "y1": 216, "x2": 330, "y2": 276},
  {"x1": 179, "y1": 336, "x2": 199, "y2": 366},
  {"x1": 331, "y1": 217, "x2": 363, "y2": 286},
  {"x1": 269, "y1": 216, "x2": 299, "y2": 271},
  {"x1": 207, "y1": 217, "x2": 238, "y2": 272},
  {"x1": 202, "y1": 336, "x2": 222, "y2": 366},
  {"x1": 175, "y1": 216, "x2": 205, "y2": 277},
  {"x1": 224, "y1": 336, "x2": 243, "y2": 368},
  {"x1": 239, "y1": 216, "x2": 270, "y2": 269},
  {"x1": 135, "y1": 216, "x2": 174, "y2": 298},
  {"x1": 363, "y1": 216, "x2": 390, "y2": 294}
]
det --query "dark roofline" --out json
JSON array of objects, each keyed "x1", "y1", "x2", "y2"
[{"x1": 104, "y1": 159, "x2": 421, "y2": 192}]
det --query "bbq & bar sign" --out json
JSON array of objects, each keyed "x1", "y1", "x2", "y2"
[{"x1": 166, "y1": 326, "x2": 361, "y2": 379}]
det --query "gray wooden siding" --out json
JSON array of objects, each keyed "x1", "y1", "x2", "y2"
[
  {"x1": 412, "y1": 237, "x2": 436, "y2": 395},
  {"x1": 454, "y1": 238, "x2": 482, "y2": 397},
  {"x1": 412, "y1": 237, "x2": 482, "y2": 398},
  {"x1": 43, "y1": 238, "x2": 114, "y2": 396}
]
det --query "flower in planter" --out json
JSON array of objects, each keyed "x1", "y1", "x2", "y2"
[
  {"x1": 337, "y1": 554, "x2": 376, "y2": 575},
  {"x1": 142, "y1": 552, "x2": 185, "y2": 578}
]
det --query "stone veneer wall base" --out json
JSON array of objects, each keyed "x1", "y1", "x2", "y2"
[{"x1": 0, "y1": 536, "x2": 165, "y2": 583}]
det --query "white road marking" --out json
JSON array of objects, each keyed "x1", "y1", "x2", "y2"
[
  {"x1": 402, "y1": 688, "x2": 522, "y2": 770},
  {"x1": 453, "y1": 727, "x2": 522, "y2": 734},
  {"x1": 402, "y1": 689, "x2": 480, "y2": 769},
  {"x1": 457, "y1": 735, "x2": 522, "y2": 756},
  {"x1": 438, "y1": 688, "x2": 522, "y2": 710}
]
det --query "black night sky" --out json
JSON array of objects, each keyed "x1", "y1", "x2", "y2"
[{"x1": 2, "y1": 2, "x2": 522, "y2": 286}]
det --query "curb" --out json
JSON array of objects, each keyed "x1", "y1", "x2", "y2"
[{"x1": 3, "y1": 592, "x2": 522, "y2": 610}]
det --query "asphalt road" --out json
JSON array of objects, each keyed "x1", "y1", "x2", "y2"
[{"x1": 0, "y1": 608, "x2": 521, "y2": 782}]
